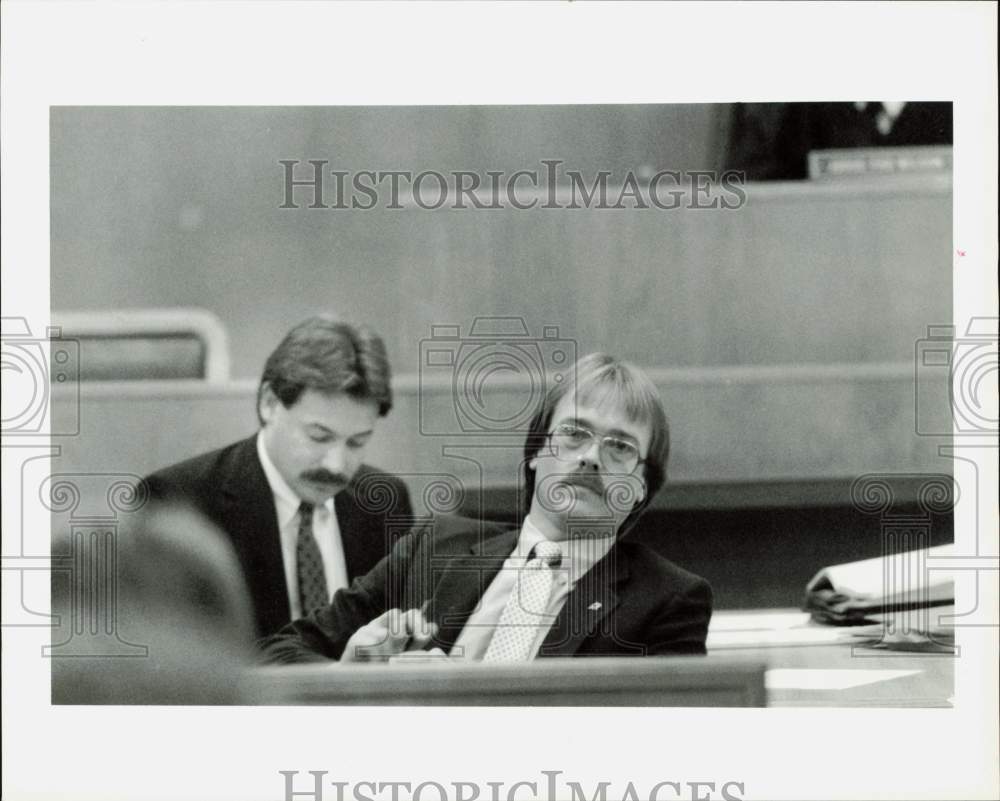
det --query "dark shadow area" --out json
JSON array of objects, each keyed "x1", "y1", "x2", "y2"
[
  {"x1": 724, "y1": 101, "x2": 953, "y2": 180},
  {"x1": 632, "y1": 504, "x2": 954, "y2": 609},
  {"x1": 459, "y1": 483, "x2": 955, "y2": 610}
]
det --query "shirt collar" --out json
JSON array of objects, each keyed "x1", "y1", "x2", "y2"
[
  {"x1": 515, "y1": 515, "x2": 615, "y2": 582},
  {"x1": 256, "y1": 431, "x2": 333, "y2": 528}
]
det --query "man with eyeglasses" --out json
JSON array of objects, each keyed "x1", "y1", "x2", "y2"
[{"x1": 261, "y1": 352, "x2": 712, "y2": 663}]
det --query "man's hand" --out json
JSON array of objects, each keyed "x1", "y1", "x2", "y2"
[{"x1": 340, "y1": 607, "x2": 438, "y2": 662}]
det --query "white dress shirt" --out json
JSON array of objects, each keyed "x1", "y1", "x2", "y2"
[
  {"x1": 256, "y1": 432, "x2": 349, "y2": 619},
  {"x1": 451, "y1": 515, "x2": 616, "y2": 661}
]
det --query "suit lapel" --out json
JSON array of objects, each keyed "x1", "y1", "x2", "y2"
[
  {"x1": 538, "y1": 543, "x2": 630, "y2": 657},
  {"x1": 335, "y1": 476, "x2": 397, "y2": 579},
  {"x1": 429, "y1": 527, "x2": 518, "y2": 653},
  {"x1": 335, "y1": 487, "x2": 368, "y2": 577},
  {"x1": 218, "y1": 437, "x2": 290, "y2": 635}
]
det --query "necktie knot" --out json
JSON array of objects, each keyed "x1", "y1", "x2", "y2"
[
  {"x1": 299, "y1": 501, "x2": 314, "y2": 520},
  {"x1": 530, "y1": 540, "x2": 562, "y2": 568}
]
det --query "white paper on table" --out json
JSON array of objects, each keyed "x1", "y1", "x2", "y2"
[
  {"x1": 709, "y1": 611, "x2": 813, "y2": 632},
  {"x1": 707, "y1": 625, "x2": 879, "y2": 649},
  {"x1": 765, "y1": 668, "x2": 921, "y2": 690}
]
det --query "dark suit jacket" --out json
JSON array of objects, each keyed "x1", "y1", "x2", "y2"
[
  {"x1": 259, "y1": 515, "x2": 712, "y2": 663},
  {"x1": 144, "y1": 436, "x2": 412, "y2": 637}
]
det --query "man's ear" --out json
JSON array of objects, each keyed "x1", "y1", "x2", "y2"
[
  {"x1": 258, "y1": 383, "x2": 279, "y2": 424},
  {"x1": 632, "y1": 473, "x2": 647, "y2": 507},
  {"x1": 528, "y1": 456, "x2": 538, "y2": 470}
]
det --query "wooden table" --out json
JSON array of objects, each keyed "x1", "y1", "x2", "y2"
[{"x1": 246, "y1": 608, "x2": 955, "y2": 708}]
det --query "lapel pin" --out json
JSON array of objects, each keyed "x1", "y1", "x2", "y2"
[{"x1": 588, "y1": 602, "x2": 602, "y2": 611}]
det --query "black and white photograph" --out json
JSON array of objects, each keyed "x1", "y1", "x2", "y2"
[{"x1": 2, "y1": 3, "x2": 997, "y2": 801}]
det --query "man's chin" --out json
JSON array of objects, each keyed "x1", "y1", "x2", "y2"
[
  {"x1": 529, "y1": 499, "x2": 619, "y2": 539},
  {"x1": 297, "y1": 482, "x2": 345, "y2": 504}
]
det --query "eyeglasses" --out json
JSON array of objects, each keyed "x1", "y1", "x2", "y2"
[{"x1": 547, "y1": 423, "x2": 646, "y2": 475}]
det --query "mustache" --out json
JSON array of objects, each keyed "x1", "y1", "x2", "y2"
[
  {"x1": 300, "y1": 469, "x2": 349, "y2": 487},
  {"x1": 561, "y1": 470, "x2": 605, "y2": 497}
]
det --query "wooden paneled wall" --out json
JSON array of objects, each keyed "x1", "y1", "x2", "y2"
[
  {"x1": 48, "y1": 107, "x2": 953, "y2": 515},
  {"x1": 50, "y1": 360, "x2": 950, "y2": 510},
  {"x1": 52, "y1": 107, "x2": 950, "y2": 380}
]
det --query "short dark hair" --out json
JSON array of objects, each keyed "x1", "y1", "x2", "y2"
[
  {"x1": 256, "y1": 315, "x2": 392, "y2": 422},
  {"x1": 522, "y1": 353, "x2": 670, "y2": 534}
]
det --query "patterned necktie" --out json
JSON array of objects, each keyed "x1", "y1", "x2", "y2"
[
  {"x1": 483, "y1": 540, "x2": 563, "y2": 662},
  {"x1": 296, "y1": 501, "x2": 329, "y2": 617}
]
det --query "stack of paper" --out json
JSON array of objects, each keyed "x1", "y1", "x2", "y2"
[{"x1": 804, "y1": 544, "x2": 954, "y2": 625}]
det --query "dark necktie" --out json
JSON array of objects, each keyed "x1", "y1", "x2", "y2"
[{"x1": 296, "y1": 502, "x2": 329, "y2": 617}]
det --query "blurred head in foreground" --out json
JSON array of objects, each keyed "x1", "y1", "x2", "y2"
[{"x1": 52, "y1": 503, "x2": 257, "y2": 704}]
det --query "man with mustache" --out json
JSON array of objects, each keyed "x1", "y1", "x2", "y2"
[
  {"x1": 145, "y1": 316, "x2": 411, "y2": 638},
  {"x1": 261, "y1": 352, "x2": 711, "y2": 663}
]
